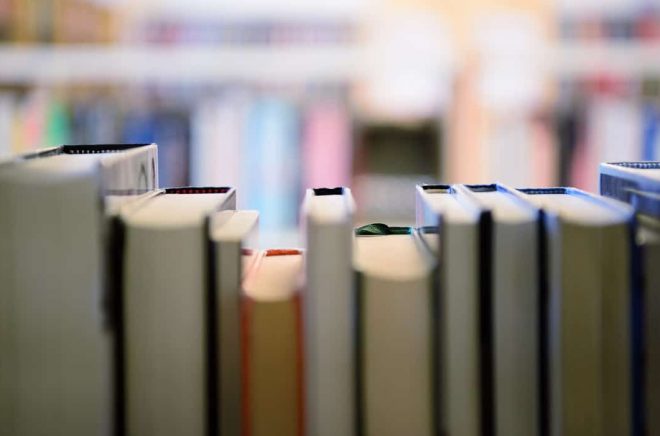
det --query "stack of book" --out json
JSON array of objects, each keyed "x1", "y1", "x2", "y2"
[{"x1": 0, "y1": 143, "x2": 657, "y2": 436}]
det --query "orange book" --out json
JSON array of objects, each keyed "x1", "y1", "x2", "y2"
[{"x1": 241, "y1": 249, "x2": 305, "y2": 436}]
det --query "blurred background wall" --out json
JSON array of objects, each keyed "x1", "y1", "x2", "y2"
[{"x1": 0, "y1": 0, "x2": 659, "y2": 237}]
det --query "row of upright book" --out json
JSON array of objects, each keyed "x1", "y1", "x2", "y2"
[
  {"x1": 4, "y1": 83, "x2": 660, "y2": 209},
  {"x1": 0, "y1": 142, "x2": 658, "y2": 436},
  {"x1": 0, "y1": 90, "x2": 354, "y2": 224}
]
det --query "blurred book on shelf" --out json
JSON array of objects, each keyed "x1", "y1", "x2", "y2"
[
  {"x1": 1, "y1": 0, "x2": 116, "y2": 43},
  {"x1": 243, "y1": 96, "x2": 301, "y2": 232},
  {"x1": 131, "y1": 16, "x2": 356, "y2": 46},
  {"x1": 353, "y1": 121, "x2": 440, "y2": 222},
  {"x1": 559, "y1": 12, "x2": 660, "y2": 41},
  {"x1": 302, "y1": 96, "x2": 352, "y2": 190},
  {"x1": 191, "y1": 90, "x2": 247, "y2": 193},
  {"x1": 555, "y1": 76, "x2": 660, "y2": 190}
]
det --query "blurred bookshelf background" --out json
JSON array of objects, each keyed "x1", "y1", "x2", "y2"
[{"x1": 1, "y1": 0, "x2": 660, "y2": 241}]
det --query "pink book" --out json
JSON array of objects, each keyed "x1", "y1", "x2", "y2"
[{"x1": 302, "y1": 101, "x2": 351, "y2": 190}]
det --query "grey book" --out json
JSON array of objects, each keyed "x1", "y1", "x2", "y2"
[
  {"x1": 459, "y1": 184, "x2": 541, "y2": 436},
  {"x1": 117, "y1": 187, "x2": 235, "y2": 436},
  {"x1": 0, "y1": 143, "x2": 159, "y2": 436},
  {"x1": 519, "y1": 187, "x2": 635, "y2": 436},
  {"x1": 209, "y1": 210, "x2": 259, "y2": 436},
  {"x1": 415, "y1": 184, "x2": 489, "y2": 436},
  {"x1": 301, "y1": 187, "x2": 355, "y2": 436},
  {"x1": 354, "y1": 226, "x2": 436, "y2": 436}
]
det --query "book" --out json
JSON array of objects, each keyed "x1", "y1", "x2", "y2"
[
  {"x1": 43, "y1": 98, "x2": 71, "y2": 147},
  {"x1": 415, "y1": 184, "x2": 489, "y2": 436},
  {"x1": 354, "y1": 226, "x2": 436, "y2": 436},
  {"x1": 191, "y1": 94, "x2": 246, "y2": 196},
  {"x1": 0, "y1": 144, "x2": 158, "y2": 436},
  {"x1": 1, "y1": 143, "x2": 158, "y2": 192},
  {"x1": 599, "y1": 161, "x2": 660, "y2": 435},
  {"x1": 301, "y1": 187, "x2": 355, "y2": 436},
  {"x1": 353, "y1": 122, "x2": 439, "y2": 221},
  {"x1": 637, "y1": 213, "x2": 660, "y2": 436},
  {"x1": 642, "y1": 78, "x2": 660, "y2": 161},
  {"x1": 71, "y1": 98, "x2": 121, "y2": 146},
  {"x1": 152, "y1": 109, "x2": 191, "y2": 188},
  {"x1": 600, "y1": 161, "x2": 660, "y2": 218},
  {"x1": 519, "y1": 187, "x2": 635, "y2": 436},
  {"x1": 302, "y1": 101, "x2": 352, "y2": 190},
  {"x1": 242, "y1": 98, "x2": 300, "y2": 233},
  {"x1": 571, "y1": 78, "x2": 642, "y2": 192},
  {"x1": 241, "y1": 249, "x2": 304, "y2": 436},
  {"x1": 117, "y1": 187, "x2": 236, "y2": 436},
  {"x1": 209, "y1": 210, "x2": 260, "y2": 436},
  {"x1": 122, "y1": 107, "x2": 190, "y2": 188},
  {"x1": 459, "y1": 183, "x2": 541, "y2": 436}
]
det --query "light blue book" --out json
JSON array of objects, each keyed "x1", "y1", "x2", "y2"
[{"x1": 243, "y1": 98, "x2": 300, "y2": 234}]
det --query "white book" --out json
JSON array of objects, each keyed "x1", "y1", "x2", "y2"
[
  {"x1": 458, "y1": 183, "x2": 540, "y2": 436},
  {"x1": 354, "y1": 228, "x2": 436, "y2": 436},
  {"x1": 191, "y1": 95, "x2": 245, "y2": 197},
  {"x1": 2, "y1": 143, "x2": 158, "y2": 193},
  {"x1": 209, "y1": 210, "x2": 259, "y2": 436},
  {"x1": 519, "y1": 187, "x2": 635, "y2": 436},
  {"x1": 0, "y1": 144, "x2": 158, "y2": 436},
  {"x1": 415, "y1": 184, "x2": 488, "y2": 436},
  {"x1": 301, "y1": 187, "x2": 355, "y2": 436},
  {"x1": 59, "y1": 143, "x2": 158, "y2": 192},
  {"x1": 118, "y1": 187, "x2": 236, "y2": 436}
]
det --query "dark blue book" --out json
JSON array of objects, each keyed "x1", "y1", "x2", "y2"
[
  {"x1": 600, "y1": 162, "x2": 660, "y2": 436},
  {"x1": 600, "y1": 162, "x2": 660, "y2": 219}
]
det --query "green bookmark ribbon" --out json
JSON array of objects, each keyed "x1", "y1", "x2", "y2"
[{"x1": 354, "y1": 223, "x2": 412, "y2": 236}]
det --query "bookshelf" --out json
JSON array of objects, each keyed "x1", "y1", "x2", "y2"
[
  {"x1": 0, "y1": 44, "x2": 361, "y2": 84},
  {"x1": 1, "y1": 42, "x2": 660, "y2": 85}
]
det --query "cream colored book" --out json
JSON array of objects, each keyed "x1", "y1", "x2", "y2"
[
  {"x1": 520, "y1": 187, "x2": 635, "y2": 436},
  {"x1": 354, "y1": 227, "x2": 436, "y2": 436},
  {"x1": 416, "y1": 184, "x2": 488, "y2": 436},
  {"x1": 458, "y1": 183, "x2": 541, "y2": 436}
]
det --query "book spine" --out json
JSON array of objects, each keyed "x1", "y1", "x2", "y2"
[
  {"x1": 479, "y1": 211, "x2": 495, "y2": 436},
  {"x1": 110, "y1": 216, "x2": 126, "y2": 436}
]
